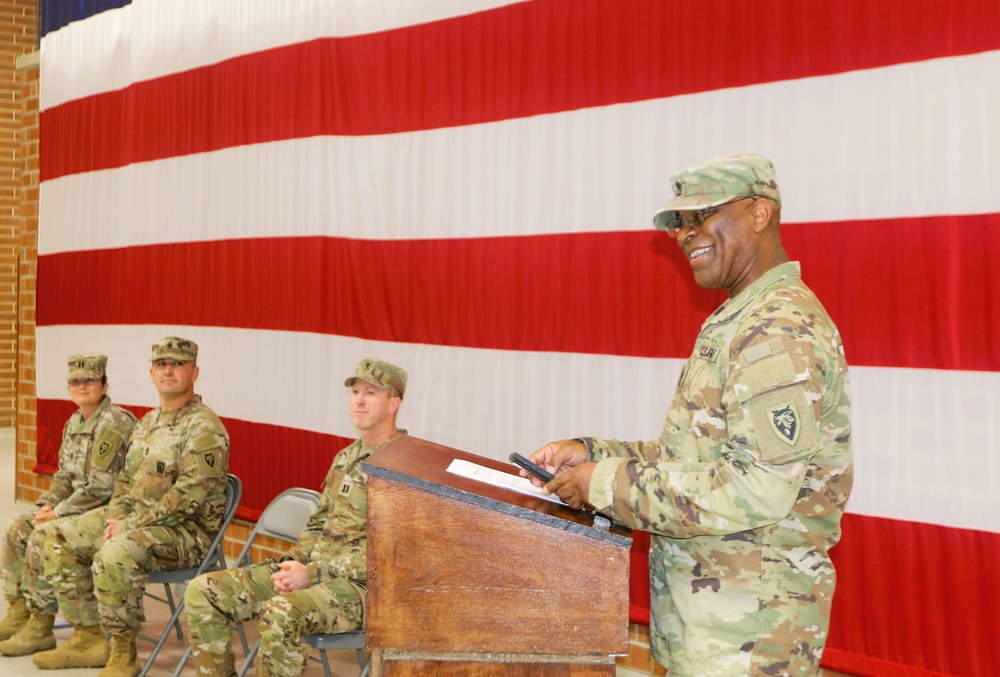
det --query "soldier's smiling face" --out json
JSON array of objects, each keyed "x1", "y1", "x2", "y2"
[{"x1": 675, "y1": 197, "x2": 762, "y2": 297}]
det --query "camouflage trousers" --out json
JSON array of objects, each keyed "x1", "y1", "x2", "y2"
[
  {"x1": 45, "y1": 506, "x2": 206, "y2": 633},
  {"x1": 184, "y1": 560, "x2": 364, "y2": 677},
  {"x1": 1, "y1": 513, "x2": 68, "y2": 614}
]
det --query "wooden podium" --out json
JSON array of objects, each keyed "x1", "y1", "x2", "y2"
[{"x1": 361, "y1": 435, "x2": 632, "y2": 676}]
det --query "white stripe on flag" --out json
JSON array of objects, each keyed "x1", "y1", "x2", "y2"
[
  {"x1": 39, "y1": 50, "x2": 1000, "y2": 255},
  {"x1": 36, "y1": 324, "x2": 1000, "y2": 535},
  {"x1": 40, "y1": 0, "x2": 528, "y2": 111}
]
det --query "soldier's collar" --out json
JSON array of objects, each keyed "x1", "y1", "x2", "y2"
[
  {"x1": 703, "y1": 261, "x2": 802, "y2": 328},
  {"x1": 77, "y1": 396, "x2": 111, "y2": 432},
  {"x1": 156, "y1": 394, "x2": 202, "y2": 426}
]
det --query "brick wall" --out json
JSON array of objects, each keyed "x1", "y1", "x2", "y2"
[
  {"x1": 15, "y1": 51, "x2": 39, "y2": 502},
  {"x1": 7, "y1": 0, "x2": 37, "y2": 507},
  {"x1": 0, "y1": 0, "x2": 35, "y2": 429}
]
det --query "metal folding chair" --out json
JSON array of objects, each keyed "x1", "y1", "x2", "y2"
[
  {"x1": 169, "y1": 487, "x2": 328, "y2": 676},
  {"x1": 302, "y1": 630, "x2": 370, "y2": 677},
  {"x1": 138, "y1": 473, "x2": 242, "y2": 677}
]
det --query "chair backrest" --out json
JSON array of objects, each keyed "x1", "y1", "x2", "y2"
[
  {"x1": 222, "y1": 474, "x2": 243, "y2": 531},
  {"x1": 191, "y1": 473, "x2": 243, "y2": 574},
  {"x1": 233, "y1": 487, "x2": 321, "y2": 568}
]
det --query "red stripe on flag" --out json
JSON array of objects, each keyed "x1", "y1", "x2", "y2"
[
  {"x1": 35, "y1": 398, "x2": 352, "y2": 522},
  {"x1": 36, "y1": 214, "x2": 1000, "y2": 371},
  {"x1": 40, "y1": 0, "x2": 1000, "y2": 180},
  {"x1": 825, "y1": 513, "x2": 1000, "y2": 676}
]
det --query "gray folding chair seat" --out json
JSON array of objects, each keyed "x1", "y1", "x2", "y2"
[{"x1": 302, "y1": 630, "x2": 370, "y2": 677}]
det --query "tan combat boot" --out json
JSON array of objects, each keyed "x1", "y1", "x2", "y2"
[
  {"x1": 0, "y1": 610, "x2": 56, "y2": 655},
  {"x1": 0, "y1": 596, "x2": 29, "y2": 641},
  {"x1": 32, "y1": 623, "x2": 109, "y2": 668},
  {"x1": 96, "y1": 631, "x2": 139, "y2": 677}
]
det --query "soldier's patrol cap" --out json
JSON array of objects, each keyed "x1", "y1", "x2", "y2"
[
  {"x1": 652, "y1": 153, "x2": 782, "y2": 232},
  {"x1": 344, "y1": 358, "x2": 407, "y2": 397},
  {"x1": 67, "y1": 354, "x2": 107, "y2": 381},
  {"x1": 149, "y1": 337, "x2": 199, "y2": 363}
]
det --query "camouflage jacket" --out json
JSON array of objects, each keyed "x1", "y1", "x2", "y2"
[
  {"x1": 287, "y1": 432, "x2": 405, "y2": 585},
  {"x1": 40, "y1": 396, "x2": 137, "y2": 517},
  {"x1": 107, "y1": 395, "x2": 230, "y2": 547},
  {"x1": 585, "y1": 262, "x2": 852, "y2": 676}
]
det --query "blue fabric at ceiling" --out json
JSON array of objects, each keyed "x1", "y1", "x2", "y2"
[{"x1": 41, "y1": 0, "x2": 133, "y2": 38}]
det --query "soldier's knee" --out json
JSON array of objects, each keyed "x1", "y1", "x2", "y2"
[
  {"x1": 45, "y1": 519, "x2": 68, "y2": 539},
  {"x1": 183, "y1": 574, "x2": 210, "y2": 607},
  {"x1": 4, "y1": 515, "x2": 30, "y2": 542},
  {"x1": 33, "y1": 519, "x2": 58, "y2": 536},
  {"x1": 2, "y1": 525, "x2": 17, "y2": 549},
  {"x1": 259, "y1": 596, "x2": 301, "y2": 631},
  {"x1": 26, "y1": 528, "x2": 49, "y2": 551},
  {"x1": 92, "y1": 539, "x2": 133, "y2": 574}
]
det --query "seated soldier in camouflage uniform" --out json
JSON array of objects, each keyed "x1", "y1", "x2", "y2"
[
  {"x1": 524, "y1": 155, "x2": 852, "y2": 677},
  {"x1": 184, "y1": 357, "x2": 407, "y2": 677},
  {"x1": 0, "y1": 354, "x2": 136, "y2": 657},
  {"x1": 33, "y1": 337, "x2": 231, "y2": 677}
]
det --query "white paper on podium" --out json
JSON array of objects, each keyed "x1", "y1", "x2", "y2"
[{"x1": 446, "y1": 458, "x2": 564, "y2": 505}]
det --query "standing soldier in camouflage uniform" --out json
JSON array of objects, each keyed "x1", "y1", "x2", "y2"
[
  {"x1": 184, "y1": 357, "x2": 407, "y2": 677},
  {"x1": 0, "y1": 354, "x2": 136, "y2": 657},
  {"x1": 34, "y1": 337, "x2": 230, "y2": 677},
  {"x1": 524, "y1": 154, "x2": 852, "y2": 677}
]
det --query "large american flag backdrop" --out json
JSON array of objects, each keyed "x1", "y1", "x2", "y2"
[{"x1": 34, "y1": 1, "x2": 998, "y2": 675}]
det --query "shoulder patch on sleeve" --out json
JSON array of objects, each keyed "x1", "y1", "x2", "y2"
[
  {"x1": 747, "y1": 385, "x2": 818, "y2": 464},
  {"x1": 195, "y1": 448, "x2": 225, "y2": 477},
  {"x1": 735, "y1": 352, "x2": 797, "y2": 402},
  {"x1": 191, "y1": 433, "x2": 225, "y2": 477},
  {"x1": 192, "y1": 432, "x2": 222, "y2": 453},
  {"x1": 91, "y1": 427, "x2": 125, "y2": 471}
]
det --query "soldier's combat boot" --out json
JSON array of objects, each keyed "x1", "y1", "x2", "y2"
[
  {"x1": 0, "y1": 610, "x2": 56, "y2": 655},
  {"x1": 0, "y1": 596, "x2": 29, "y2": 641},
  {"x1": 96, "y1": 631, "x2": 139, "y2": 677},
  {"x1": 32, "y1": 623, "x2": 109, "y2": 668}
]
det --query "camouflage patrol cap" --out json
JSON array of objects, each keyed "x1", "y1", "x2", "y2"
[
  {"x1": 67, "y1": 353, "x2": 107, "y2": 381},
  {"x1": 149, "y1": 336, "x2": 199, "y2": 362},
  {"x1": 344, "y1": 358, "x2": 407, "y2": 397},
  {"x1": 652, "y1": 153, "x2": 781, "y2": 231}
]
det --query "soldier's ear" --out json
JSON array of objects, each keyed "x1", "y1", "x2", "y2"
[{"x1": 750, "y1": 198, "x2": 773, "y2": 234}]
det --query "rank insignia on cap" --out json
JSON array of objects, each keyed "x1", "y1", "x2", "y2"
[
  {"x1": 768, "y1": 403, "x2": 799, "y2": 445},
  {"x1": 673, "y1": 180, "x2": 683, "y2": 197}
]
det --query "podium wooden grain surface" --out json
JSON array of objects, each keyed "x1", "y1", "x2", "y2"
[{"x1": 362, "y1": 435, "x2": 632, "y2": 676}]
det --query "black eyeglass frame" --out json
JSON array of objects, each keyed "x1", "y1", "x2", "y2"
[{"x1": 664, "y1": 196, "x2": 761, "y2": 234}]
